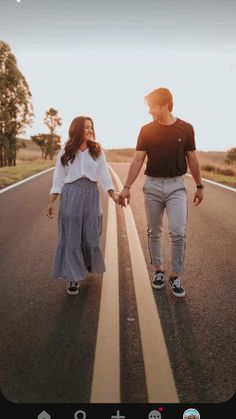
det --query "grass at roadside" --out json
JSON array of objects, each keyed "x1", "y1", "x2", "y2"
[
  {"x1": 0, "y1": 139, "x2": 56, "y2": 189},
  {"x1": 200, "y1": 170, "x2": 236, "y2": 187},
  {"x1": 0, "y1": 159, "x2": 55, "y2": 189}
]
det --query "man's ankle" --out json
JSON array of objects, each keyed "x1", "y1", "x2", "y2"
[
  {"x1": 170, "y1": 273, "x2": 179, "y2": 278},
  {"x1": 155, "y1": 266, "x2": 164, "y2": 273}
]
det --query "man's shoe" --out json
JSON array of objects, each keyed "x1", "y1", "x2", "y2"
[
  {"x1": 67, "y1": 281, "x2": 80, "y2": 295},
  {"x1": 152, "y1": 271, "x2": 165, "y2": 289},
  {"x1": 169, "y1": 276, "x2": 186, "y2": 297}
]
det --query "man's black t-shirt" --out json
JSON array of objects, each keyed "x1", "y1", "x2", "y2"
[{"x1": 136, "y1": 117, "x2": 196, "y2": 177}]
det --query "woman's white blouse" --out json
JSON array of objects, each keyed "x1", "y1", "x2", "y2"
[{"x1": 49, "y1": 148, "x2": 114, "y2": 195}]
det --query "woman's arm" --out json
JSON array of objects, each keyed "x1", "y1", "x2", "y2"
[
  {"x1": 49, "y1": 149, "x2": 66, "y2": 196},
  {"x1": 98, "y1": 150, "x2": 115, "y2": 194},
  {"x1": 49, "y1": 193, "x2": 60, "y2": 203},
  {"x1": 47, "y1": 150, "x2": 66, "y2": 218}
]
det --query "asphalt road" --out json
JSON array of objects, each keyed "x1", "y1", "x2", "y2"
[{"x1": 0, "y1": 163, "x2": 235, "y2": 404}]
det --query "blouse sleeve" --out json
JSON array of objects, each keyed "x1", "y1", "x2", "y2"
[
  {"x1": 98, "y1": 150, "x2": 114, "y2": 193},
  {"x1": 49, "y1": 149, "x2": 66, "y2": 194}
]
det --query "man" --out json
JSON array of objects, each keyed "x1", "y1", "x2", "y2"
[{"x1": 118, "y1": 87, "x2": 204, "y2": 297}]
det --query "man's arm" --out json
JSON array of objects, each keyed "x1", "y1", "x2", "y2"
[
  {"x1": 119, "y1": 150, "x2": 147, "y2": 205},
  {"x1": 186, "y1": 150, "x2": 204, "y2": 206}
]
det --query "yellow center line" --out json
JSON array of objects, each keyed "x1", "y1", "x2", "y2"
[
  {"x1": 90, "y1": 197, "x2": 120, "y2": 402},
  {"x1": 109, "y1": 165, "x2": 179, "y2": 403}
]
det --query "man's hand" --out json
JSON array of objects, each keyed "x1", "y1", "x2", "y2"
[
  {"x1": 193, "y1": 189, "x2": 204, "y2": 206},
  {"x1": 118, "y1": 187, "x2": 131, "y2": 207},
  {"x1": 111, "y1": 191, "x2": 126, "y2": 207}
]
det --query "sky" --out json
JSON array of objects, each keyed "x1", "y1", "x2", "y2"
[{"x1": 0, "y1": 0, "x2": 236, "y2": 151}]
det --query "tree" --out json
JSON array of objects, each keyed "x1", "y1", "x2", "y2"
[
  {"x1": 44, "y1": 108, "x2": 62, "y2": 135},
  {"x1": 0, "y1": 41, "x2": 34, "y2": 166},
  {"x1": 43, "y1": 108, "x2": 62, "y2": 160},
  {"x1": 44, "y1": 133, "x2": 61, "y2": 160},
  {"x1": 31, "y1": 133, "x2": 61, "y2": 159},
  {"x1": 225, "y1": 147, "x2": 236, "y2": 165}
]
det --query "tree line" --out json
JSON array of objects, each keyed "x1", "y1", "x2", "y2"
[{"x1": 0, "y1": 41, "x2": 62, "y2": 167}]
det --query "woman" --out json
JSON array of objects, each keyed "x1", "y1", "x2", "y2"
[{"x1": 46, "y1": 116, "x2": 118, "y2": 295}]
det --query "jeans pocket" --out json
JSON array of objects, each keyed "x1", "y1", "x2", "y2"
[{"x1": 143, "y1": 177, "x2": 152, "y2": 192}]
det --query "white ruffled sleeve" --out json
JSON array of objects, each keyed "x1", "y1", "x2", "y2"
[
  {"x1": 98, "y1": 150, "x2": 114, "y2": 193},
  {"x1": 49, "y1": 149, "x2": 66, "y2": 195}
]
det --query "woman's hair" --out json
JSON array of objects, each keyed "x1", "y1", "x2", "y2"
[{"x1": 61, "y1": 116, "x2": 102, "y2": 166}]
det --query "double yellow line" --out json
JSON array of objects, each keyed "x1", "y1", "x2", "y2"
[{"x1": 90, "y1": 166, "x2": 179, "y2": 403}]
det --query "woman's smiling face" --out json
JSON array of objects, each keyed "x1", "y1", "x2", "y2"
[{"x1": 84, "y1": 119, "x2": 94, "y2": 142}]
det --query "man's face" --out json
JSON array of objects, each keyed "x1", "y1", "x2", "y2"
[{"x1": 148, "y1": 102, "x2": 167, "y2": 120}]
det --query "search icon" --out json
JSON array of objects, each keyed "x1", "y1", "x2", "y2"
[{"x1": 74, "y1": 410, "x2": 86, "y2": 419}]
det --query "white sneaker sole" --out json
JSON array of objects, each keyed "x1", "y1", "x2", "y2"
[
  {"x1": 169, "y1": 283, "x2": 186, "y2": 297},
  {"x1": 67, "y1": 283, "x2": 80, "y2": 295},
  {"x1": 67, "y1": 289, "x2": 79, "y2": 295},
  {"x1": 152, "y1": 282, "x2": 165, "y2": 290}
]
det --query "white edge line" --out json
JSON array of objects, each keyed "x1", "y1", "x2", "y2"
[
  {"x1": 0, "y1": 167, "x2": 54, "y2": 194},
  {"x1": 185, "y1": 173, "x2": 236, "y2": 192}
]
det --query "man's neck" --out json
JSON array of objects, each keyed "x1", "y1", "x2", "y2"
[{"x1": 156, "y1": 113, "x2": 177, "y2": 125}]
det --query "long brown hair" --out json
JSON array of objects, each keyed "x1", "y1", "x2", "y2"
[{"x1": 61, "y1": 116, "x2": 102, "y2": 166}]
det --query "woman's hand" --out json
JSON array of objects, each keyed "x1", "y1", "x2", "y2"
[
  {"x1": 112, "y1": 191, "x2": 121, "y2": 203},
  {"x1": 113, "y1": 192, "x2": 126, "y2": 207},
  {"x1": 108, "y1": 190, "x2": 125, "y2": 206},
  {"x1": 46, "y1": 202, "x2": 55, "y2": 218}
]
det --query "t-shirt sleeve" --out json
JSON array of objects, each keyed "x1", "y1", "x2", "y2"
[
  {"x1": 136, "y1": 127, "x2": 146, "y2": 151},
  {"x1": 185, "y1": 124, "x2": 196, "y2": 151}
]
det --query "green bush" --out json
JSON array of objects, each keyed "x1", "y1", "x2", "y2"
[
  {"x1": 216, "y1": 168, "x2": 235, "y2": 176},
  {"x1": 225, "y1": 147, "x2": 236, "y2": 164},
  {"x1": 201, "y1": 164, "x2": 216, "y2": 172},
  {"x1": 201, "y1": 164, "x2": 235, "y2": 176}
]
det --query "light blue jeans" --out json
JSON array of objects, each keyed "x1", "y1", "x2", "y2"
[{"x1": 143, "y1": 176, "x2": 188, "y2": 273}]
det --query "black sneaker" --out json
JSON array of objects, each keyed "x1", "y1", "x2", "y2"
[
  {"x1": 67, "y1": 281, "x2": 80, "y2": 295},
  {"x1": 152, "y1": 271, "x2": 165, "y2": 289},
  {"x1": 169, "y1": 276, "x2": 186, "y2": 297}
]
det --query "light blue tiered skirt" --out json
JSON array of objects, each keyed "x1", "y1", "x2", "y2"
[{"x1": 52, "y1": 177, "x2": 105, "y2": 282}]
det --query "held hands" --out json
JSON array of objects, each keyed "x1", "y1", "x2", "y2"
[{"x1": 110, "y1": 188, "x2": 130, "y2": 207}]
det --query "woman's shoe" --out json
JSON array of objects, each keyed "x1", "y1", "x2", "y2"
[{"x1": 67, "y1": 281, "x2": 80, "y2": 295}]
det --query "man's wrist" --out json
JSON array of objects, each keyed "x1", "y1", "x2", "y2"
[
  {"x1": 124, "y1": 185, "x2": 131, "y2": 189},
  {"x1": 196, "y1": 184, "x2": 204, "y2": 189}
]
